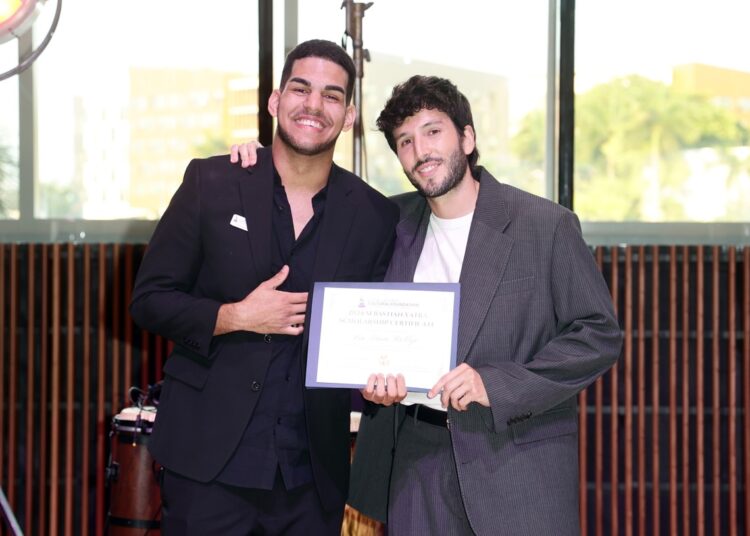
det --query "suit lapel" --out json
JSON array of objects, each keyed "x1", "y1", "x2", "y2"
[
  {"x1": 311, "y1": 164, "x2": 356, "y2": 281},
  {"x1": 456, "y1": 171, "x2": 513, "y2": 362},
  {"x1": 386, "y1": 198, "x2": 430, "y2": 282},
  {"x1": 239, "y1": 147, "x2": 275, "y2": 280}
]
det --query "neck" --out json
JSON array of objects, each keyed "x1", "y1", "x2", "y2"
[
  {"x1": 426, "y1": 172, "x2": 479, "y2": 219},
  {"x1": 272, "y1": 136, "x2": 333, "y2": 193}
]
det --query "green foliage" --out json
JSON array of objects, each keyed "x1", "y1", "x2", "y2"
[{"x1": 511, "y1": 74, "x2": 748, "y2": 221}]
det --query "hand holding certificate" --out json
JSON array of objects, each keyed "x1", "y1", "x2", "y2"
[{"x1": 305, "y1": 282, "x2": 460, "y2": 391}]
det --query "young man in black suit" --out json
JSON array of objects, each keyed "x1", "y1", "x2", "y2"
[{"x1": 130, "y1": 39, "x2": 398, "y2": 535}]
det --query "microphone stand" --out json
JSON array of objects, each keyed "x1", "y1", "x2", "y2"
[{"x1": 341, "y1": 0, "x2": 373, "y2": 178}]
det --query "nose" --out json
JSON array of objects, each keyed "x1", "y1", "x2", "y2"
[
  {"x1": 412, "y1": 134, "x2": 429, "y2": 161},
  {"x1": 304, "y1": 90, "x2": 323, "y2": 112}
]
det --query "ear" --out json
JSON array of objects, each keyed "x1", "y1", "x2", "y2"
[
  {"x1": 341, "y1": 104, "x2": 356, "y2": 132},
  {"x1": 268, "y1": 89, "x2": 281, "y2": 118},
  {"x1": 461, "y1": 125, "x2": 476, "y2": 156}
]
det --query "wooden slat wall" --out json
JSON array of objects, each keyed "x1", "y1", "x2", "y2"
[
  {"x1": 577, "y1": 245, "x2": 749, "y2": 536},
  {"x1": 0, "y1": 244, "x2": 169, "y2": 536},
  {"x1": 0, "y1": 244, "x2": 748, "y2": 535}
]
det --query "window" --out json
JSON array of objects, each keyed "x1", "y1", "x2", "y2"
[
  {"x1": 17, "y1": 0, "x2": 258, "y2": 222},
  {"x1": 0, "y1": 40, "x2": 19, "y2": 219},
  {"x1": 575, "y1": 0, "x2": 750, "y2": 223},
  {"x1": 297, "y1": 1, "x2": 552, "y2": 199}
]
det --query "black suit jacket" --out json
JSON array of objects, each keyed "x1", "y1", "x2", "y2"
[{"x1": 130, "y1": 147, "x2": 398, "y2": 513}]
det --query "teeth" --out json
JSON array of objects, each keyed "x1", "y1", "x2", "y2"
[{"x1": 297, "y1": 118, "x2": 323, "y2": 128}]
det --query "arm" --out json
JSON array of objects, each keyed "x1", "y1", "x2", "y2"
[
  {"x1": 433, "y1": 211, "x2": 621, "y2": 428},
  {"x1": 130, "y1": 159, "x2": 308, "y2": 360}
]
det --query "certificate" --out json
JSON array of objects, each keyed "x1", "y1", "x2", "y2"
[{"x1": 305, "y1": 282, "x2": 460, "y2": 391}]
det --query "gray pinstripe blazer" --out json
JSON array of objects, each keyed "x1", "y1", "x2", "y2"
[{"x1": 349, "y1": 169, "x2": 622, "y2": 535}]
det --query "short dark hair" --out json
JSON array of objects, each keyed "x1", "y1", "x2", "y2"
[
  {"x1": 279, "y1": 39, "x2": 356, "y2": 105},
  {"x1": 376, "y1": 75, "x2": 480, "y2": 174}
]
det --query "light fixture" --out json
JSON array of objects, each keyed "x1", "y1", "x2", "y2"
[
  {"x1": 0, "y1": 0, "x2": 44, "y2": 43},
  {"x1": 0, "y1": 0, "x2": 62, "y2": 81}
]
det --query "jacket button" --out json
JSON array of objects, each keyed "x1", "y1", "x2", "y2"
[
  {"x1": 251, "y1": 381, "x2": 262, "y2": 392},
  {"x1": 263, "y1": 334, "x2": 272, "y2": 343}
]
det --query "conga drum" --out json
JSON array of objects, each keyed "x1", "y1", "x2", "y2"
[{"x1": 107, "y1": 406, "x2": 161, "y2": 535}]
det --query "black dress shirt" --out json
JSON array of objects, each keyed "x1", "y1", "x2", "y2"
[{"x1": 216, "y1": 167, "x2": 327, "y2": 490}]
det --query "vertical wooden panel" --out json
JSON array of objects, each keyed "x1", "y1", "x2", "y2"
[
  {"x1": 711, "y1": 245, "x2": 721, "y2": 536},
  {"x1": 24, "y1": 244, "x2": 35, "y2": 535},
  {"x1": 64, "y1": 243, "x2": 75, "y2": 535},
  {"x1": 636, "y1": 246, "x2": 646, "y2": 536},
  {"x1": 668, "y1": 246, "x2": 678, "y2": 534},
  {"x1": 0, "y1": 246, "x2": 5, "y2": 500},
  {"x1": 95, "y1": 244, "x2": 107, "y2": 536},
  {"x1": 743, "y1": 247, "x2": 750, "y2": 532},
  {"x1": 39, "y1": 244, "x2": 49, "y2": 534},
  {"x1": 50, "y1": 244, "x2": 61, "y2": 535},
  {"x1": 695, "y1": 246, "x2": 705, "y2": 536},
  {"x1": 124, "y1": 245, "x2": 134, "y2": 404},
  {"x1": 610, "y1": 246, "x2": 620, "y2": 536},
  {"x1": 594, "y1": 247, "x2": 605, "y2": 536},
  {"x1": 82, "y1": 244, "x2": 92, "y2": 534},
  {"x1": 680, "y1": 246, "x2": 691, "y2": 534},
  {"x1": 8, "y1": 245, "x2": 18, "y2": 510},
  {"x1": 0, "y1": 246, "x2": 5, "y2": 525},
  {"x1": 726, "y1": 247, "x2": 737, "y2": 536},
  {"x1": 0, "y1": 248, "x2": 6, "y2": 524},
  {"x1": 623, "y1": 246, "x2": 634, "y2": 536},
  {"x1": 112, "y1": 244, "x2": 121, "y2": 411},
  {"x1": 579, "y1": 385, "x2": 588, "y2": 536},
  {"x1": 650, "y1": 245, "x2": 660, "y2": 536}
]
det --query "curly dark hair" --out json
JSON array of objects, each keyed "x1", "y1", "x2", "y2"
[
  {"x1": 279, "y1": 39, "x2": 356, "y2": 105},
  {"x1": 376, "y1": 75, "x2": 480, "y2": 175}
]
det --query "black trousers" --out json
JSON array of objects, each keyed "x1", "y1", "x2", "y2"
[{"x1": 160, "y1": 469, "x2": 343, "y2": 535}]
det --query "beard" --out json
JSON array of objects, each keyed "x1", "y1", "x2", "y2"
[
  {"x1": 405, "y1": 144, "x2": 468, "y2": 198},
  {"x1": 276, "y1": 120, "x2": 339, "y2": 156}
]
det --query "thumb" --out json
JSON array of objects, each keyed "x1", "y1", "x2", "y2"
[{"x1": 264, "y1": 264, "x2": 290, "y2": 289}]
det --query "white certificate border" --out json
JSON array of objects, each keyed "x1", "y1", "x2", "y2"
[{"x1": 305, "y1": 282, "x2": 460, "y2": 391}]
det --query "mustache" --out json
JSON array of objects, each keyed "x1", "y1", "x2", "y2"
[
  {"x1": 412, "y1": 156, "x2": 442, "y2": 174},
  {"x1": 292, "y1": 109, "x2": 330, "y2": 127}
]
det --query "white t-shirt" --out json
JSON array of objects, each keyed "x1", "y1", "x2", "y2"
[{"x1": 402, "y1": 210, "x2": 473, "y2": 411}]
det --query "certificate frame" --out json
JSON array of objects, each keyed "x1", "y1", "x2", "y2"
[{"x1": 305, "y1": 281, "x2": 460, "y2": 391}]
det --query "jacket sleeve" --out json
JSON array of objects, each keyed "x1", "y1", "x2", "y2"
[
  {"x1": 476, "y1": 211, "x2": 622, "y2": 433},
  {"x1": 129, "y1": 159, "x2": 222, "y2": 360}
]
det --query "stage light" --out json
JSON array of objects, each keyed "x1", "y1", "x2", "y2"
[
  {"x1": 0, "y1": 0, "x2": 61, "y2": 81},
  {"x1": 0, "y1": 0, "x2": 45, "y2": 44}
]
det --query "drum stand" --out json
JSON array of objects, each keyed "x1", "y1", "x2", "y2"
[{"x1": 0, "y1": 486, "x2": 23, "y2": 536}]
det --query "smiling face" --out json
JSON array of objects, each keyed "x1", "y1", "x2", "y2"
[
  {"x1": 268, "y1": 56, "x2": 355, "y2": 157},
  {"x1": 393, "y1": 108, "x2": 475, "y2": 198}
]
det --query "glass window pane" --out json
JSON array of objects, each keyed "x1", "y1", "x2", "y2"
[
  {"x1": 0, "y1": 40, "x2": 19, "y2": 220},
  {"x1": 298, "y1": 1, "x2": 550, "y2": 197},
  {"x1": 576, "y1": 0, "x2": 750, "y2": 222},
  {"x1": 33, "y1": 0, "x2": 259, "y2": 220}
]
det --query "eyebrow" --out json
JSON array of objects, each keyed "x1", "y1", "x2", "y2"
[
  {"x1": 394, "y1": 118, "x2": 445, "y2": 142},
  {"x1": 288, "y1": 77, "x2": 346, "y2": 96}
]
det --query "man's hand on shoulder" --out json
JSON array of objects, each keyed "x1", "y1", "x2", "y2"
[{"x1": 230, "y1": 140, "x2": 264, "y2": 168}]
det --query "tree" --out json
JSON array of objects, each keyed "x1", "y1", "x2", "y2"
[{"x1": 512, "y1": 75, "x2": 747, "y2": 220}]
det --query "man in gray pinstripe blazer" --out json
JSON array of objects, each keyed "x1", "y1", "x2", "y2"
[{"x1": 349, "y1": 75, "x2": 623, "y2": 535}]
